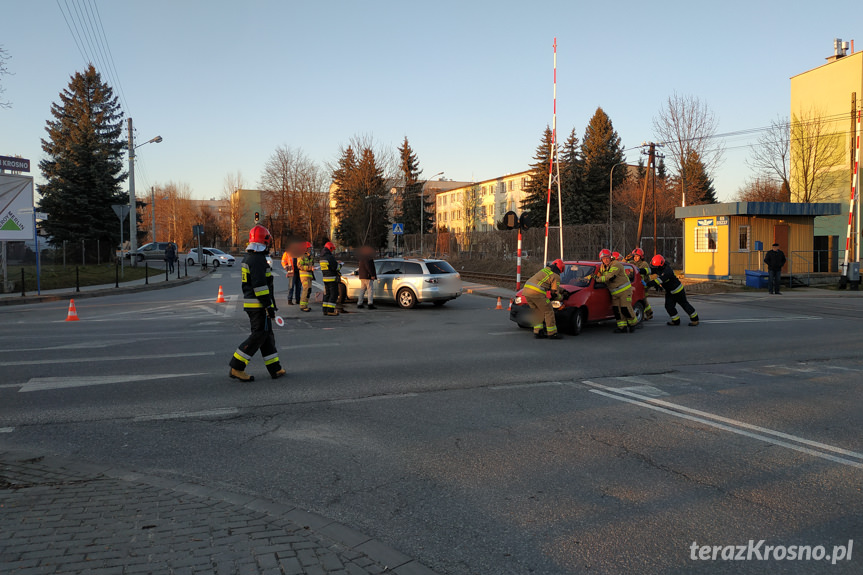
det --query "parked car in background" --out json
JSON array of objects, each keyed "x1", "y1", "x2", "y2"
[
  {"x1": 186, "y1": 247, "x2": 235, "y2": 268},
  {"x1": 509, "y1": 260, "x2": 648, "y2": 335},
  {"x1": 341, "y1": 258, "x2": 461, "y2": 308},
  {"x1": 126, "y1": 242, "x2": 174, "y2": 263}
]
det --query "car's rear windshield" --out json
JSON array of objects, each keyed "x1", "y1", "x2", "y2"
[
  {"x1": 425, "y1": 261, "x2": 457, "y2": 275},
  {"x1": 561, "y1": 264, "x2": 596, "y2": 287}
]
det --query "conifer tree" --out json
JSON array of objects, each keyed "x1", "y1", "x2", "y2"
[
  {"x1": 560, "y1": 128, "x2": 586, "y2": 225},
  {"x1": 331, "y1": 144, "x2": 390, "y2": 248},
  {"x1": 398, "y1": 138, "x2": 431, "y2": 235},
  {"x1": 520, "y1": 126, "x2": 555, "y2": 220},
  {"x1": 37, "y1": 65, "x2": 127, "y2": 250},
  {"x1": 681, "y1": 150, "x2": 717, "y2": 205},
  {"x1": 581, "y1": 107, "x2": 625, "y2": 223}
]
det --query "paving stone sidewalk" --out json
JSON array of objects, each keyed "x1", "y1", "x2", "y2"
[{"x1": 0, "y1": 450, "x2": 437, "y2": 575}]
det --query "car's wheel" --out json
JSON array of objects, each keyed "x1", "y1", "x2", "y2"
[
  {"x1": 633, "y1": 301, "x2": 645, "y2": 323},
  {"x1": 136, "y1": 254, "x2": 144, "y2": 263},
  {"x1": 396, "y1": 288, "x2": 417, "y2": 309},
  {"x1": 572, "y1": 308, "x2": 585, "y2": 336},
  {"x1": 433, "y1": 300, "x2": 447, "y2": 307},
  {"x1": 212, "y1": 260, "x2": 220, "y2": 268},
  {"x1": 187, "y1": 258, "x2": 195, "y2": 266}
]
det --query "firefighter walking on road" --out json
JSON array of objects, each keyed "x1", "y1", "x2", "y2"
[
  {"x1": 597, "y1": 249, "x2": 638, "y2": 333},
  {"x1": 650, "y1": 254, "x2": 699, "y2": 326},
  {"x1": 628, "y1": 248, "x2": 654, "y2": 320},
  {"x1": 298, "y1": 242, "x2": 315, "y2": 312},
  {"x1": 523, "y1": 259, "x2": 565, "y2": 340},
  {"x1": 228, "y1": 225, "x2": 286, "y2": 382},
  {"x1": 320, "y1": 241, "x2": 340, "y2": 316}
]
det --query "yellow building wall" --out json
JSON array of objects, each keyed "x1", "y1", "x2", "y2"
[
  {"x1": 683, "y1": 217, "x2": 730, "y2": 278},
  {"x1": 727, "y1": 216, "x2": 815, "y2": 275}
]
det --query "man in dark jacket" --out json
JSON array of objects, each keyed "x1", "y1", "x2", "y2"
[
  {"x1": 764, "y1": 243, "x2": 787, "y2": 295},
  {"x1": 164, "y1": 242, "x2": 176, "y2": 273},
  {"x1": 357, "y1": 245, "x2": 377, "y2": 309},
  {"x1": 320, "y1": 241, "x2": 340, "y2": 316},
  {"x1": 228, "y1": 225, "x2": 285, "y2": 382}
]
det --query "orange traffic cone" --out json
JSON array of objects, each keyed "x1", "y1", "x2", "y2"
[
  {"x1": 65, "y1": 299, "x2": 80, "y2": 321},
  {"x1": 507, "y1": 300, "x2": 512, "y2": 311},
  {"x1": 216, "y1": 285, "x2": 226, "y2": 303},
  {"x1": 495, "y1": 297, "x2": 503, "y2": 310}
]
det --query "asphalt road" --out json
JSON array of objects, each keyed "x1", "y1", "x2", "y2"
[{"x1": 1, "y1": 271, "x2": 862, "y2": 574}]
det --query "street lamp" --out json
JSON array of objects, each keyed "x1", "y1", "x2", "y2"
[
  {"x1": 128, "y1": 118, "x2": 162, "y2": 266},
  {"x1": 421, "y1": 171, "x2": 444, "y2": 257},
  {"x1": 609, "y1": 162, "x2": 628, "y2": 249}
]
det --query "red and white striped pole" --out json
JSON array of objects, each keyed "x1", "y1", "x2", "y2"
[
  {"x1": 516, "y1": 228, "x2": 523, "y2": 291},
  {"x1": 543, "y1": 38, "x2": 557, "y2": 264},
  {"x1": 843, "y1": 109, "x2": 861, "y2": 271}
]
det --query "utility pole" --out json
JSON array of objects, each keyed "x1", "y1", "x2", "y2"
[
  {"x1": 636, "y1": 143, "x2": 655, "y2": 249},
  {"x1": 128, "y1": 118, "x2": 137, "y2": 266}
]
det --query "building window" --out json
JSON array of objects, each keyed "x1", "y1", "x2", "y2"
[
  {"x1": 500, "y1": 202, "x2": 506, "y2": 215},
  {"x1": 695, "y1": 227, "x2": 718, "y2": 253},
  {"x1": 521, "y1": 177, "x2": 527, "y2": 189},
  {"x1": 508, "y1": 180, "x2": 513, "y2": 191},
  {"x1": 480, "y1": 205, "x2": 487, "y2": 218},
  {"x1": 738, "y1": 225, "x2": 751, "y2": 251},
  {"x1": 489, "y1": 204, "x2": 495, "y2": 218}
]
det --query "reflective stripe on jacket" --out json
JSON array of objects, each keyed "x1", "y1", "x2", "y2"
[
  {"x1": 650, "y1": 264, "x2": 683, "y2": 294},
  {"x1": 597, "y1": 263, "x2": 631, "y2": 295}
]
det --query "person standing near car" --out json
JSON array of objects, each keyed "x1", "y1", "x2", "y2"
[
  {"x1": 164, "y1": 242, "x2": 176, "y2": 274},
  {"x1": 297, "y1": 242, "x2": 315, "y2": 312},
  {"x1": 357, "y1": 245, "x2": 377, "y2": 309},
  {"x1": 650, "y1": 254, "x2": 698, "y2": 326},
  {"x1": 596, "y1": 249, "x2": 638, "y2": 333},
  {"x1": 628, "y1": 248, "x2": 654, "y2": 320},
  {"x1": 320, "y1": 241, "x2": 340, "y2": 316},
  {"x1": 228, "y1": 225, "x2": 286, "y2": 382},
  {"x1": 523, "y1": 259, "x2": 565, "y2": 340},
  {"x1": 281, "y1": 248, "x2": 301, "y2": 305},
  {"x1": 764, "y1": 242, "x2": 786, "y2": 295}
]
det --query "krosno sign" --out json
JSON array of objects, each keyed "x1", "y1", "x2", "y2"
[{"x1": 0, "y1": 156, "x2": 31, "y2": 172}]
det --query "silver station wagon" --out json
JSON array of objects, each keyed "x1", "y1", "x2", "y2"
[{"x1": 341, "y1": 258, "x2": 462, "y2": 308}]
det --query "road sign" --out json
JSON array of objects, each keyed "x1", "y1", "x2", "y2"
[
  {"x1": 0, "y1": 156, "x2": 30, "y2": 173},
  {"x1": 0, "y1": 174, "x2": 35, "y2": 240},
  {"x1": 393, "y1": 223, "x2": 404, "y2": 235},
  {"x1": 112, "y1": 204, "x2": 131, "y2": 221}
]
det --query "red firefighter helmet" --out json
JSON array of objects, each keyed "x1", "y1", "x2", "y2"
[
  {"x1": 612, "y1": 251, "x2": 621, "y2": 260},
  {"x1": 598, "y1": 249, "x2": 612, "y2": 260},
  {"x1": 305, "y1": 241, "x2": 313, "y2": 250},
  {"x1": 651, "y1": 254, "x2": 666, "y2": 267},
  {"x1": 324, "y1": 241, "x2": 335, "y2": 251},
  {"x1": 632, "y1": 248, "x2": 644, "y2": 258},
  {"x1": 248, "y1": 225, "x2": 271, "y2": 246},
  {"x1": 551, "y1": 259, "x2": 564, "y2": 273}
]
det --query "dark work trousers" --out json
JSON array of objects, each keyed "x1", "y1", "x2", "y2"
[
  {"x1": 336, "y1": 282, "x2": 347, "y2": 311},
  {"x1": 665, "y1": 289, "x2": 697, "y2": 321},
  {"x1": 229, "y1": 308, "x2": 282, "y2": 376},
  {"x1": 768, "y1": 269, "x2": 782, "y2": 293},
  {"x1": 288, "y1": 274, "x2": 302, "y2": 302},
  {"x1": 323, "y1": 280, "x2": 339, "y2": 312}
]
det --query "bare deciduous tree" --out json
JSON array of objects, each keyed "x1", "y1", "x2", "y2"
[
  {"x1": 734, "y1": 177, "x2": 789, "y2": 202},
  {"x1": 790, "y1": 108, "x2": 845, "y2": 203},
  {"x1": 653, "y1": 93, "x2": 723, "y2": 191},
  {"x1": 222, "y1": 171, "x2": 246, "y2": 248},
  {"x1": 154, "y1": 181, "x2": 195, "y2": 249},
  {"x1": 0, "y1": 45, "x2": 11, "y2": 109},
  {"x1": 747, "y1": 116, "x2": 790, "y2": 190}
]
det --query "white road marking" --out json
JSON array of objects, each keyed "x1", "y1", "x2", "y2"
[
  {"x1": 134, "y1": 407, "x2": 238, "y2": 421},
  {"x1": 19, "y1": 373, "x2": 207, "y2": 393},
  {"x1": 700, "y1": 316, "x2": 821, "y2": 324},
  {"x1": 0, "y1": 352, "x2": 215, "y2": 367},
  {"x1": 0, "y1": 427, "x2": 14, "y2": 433},
  {"x1": 281, "y1": 343, "x2": 342, "y2": 350},
  {"x1": 582, "y1": 380, "x2": 863, "y2": 468},
  {"x1": 0, "y1": 339, "x2": 141, "y2": 353},
  {"x1": 211, "y1": 273, "x2": 223, "y2": 278},
  {"x1": 491, "y1": 381, "x2": 564, "y2": 390}
]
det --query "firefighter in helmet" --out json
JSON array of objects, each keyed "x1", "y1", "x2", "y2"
[
  {"x1": 628, "y1": 248, "x2": 654, "y2": 320},
  {"x1": 229, "y1": 225, "x2": 286, "y2": 382},
  {"x1": 523, "y1": 259, "x2": 566, "y2": 339},
  {"x1": 319, "y1": 241, "x2": 340, "y2": 316},
  {"x1": 596, "y1": 249, "x2": 638, "y2": 333},
  {"x1": 649, "y1": 254, "x2": 699, "y2": 326},
  {"x1": 298, "y1": 242, "x2": 315, "y2": 312}
]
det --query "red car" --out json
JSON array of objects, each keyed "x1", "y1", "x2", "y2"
[{"x1": 509, "y1": 260, "x2": 648, "y2": 335}]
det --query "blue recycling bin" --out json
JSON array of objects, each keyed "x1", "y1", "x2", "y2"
[{"x1": 745, "y1": 269, "x2": 769, "y2": 289}]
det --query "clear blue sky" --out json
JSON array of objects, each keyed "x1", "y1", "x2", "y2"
[{"x1": 0, "y1": 0, "x2": 857, "y2": 202}]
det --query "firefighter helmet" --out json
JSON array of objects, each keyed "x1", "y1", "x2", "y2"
[
  {"x1": 632, "y1": 248, "x2": 644, "y2": 258},
  {"x1": 324, "y1": 241, "x2": 335, "y2": 251},
  {"x1": 305, "y1": 241, "x2": 313, "y2": 250},
  {"x1": 598, "y1": 249, "x2": 612, "y2": 260},
  {"x1": 651, "y1": 254, "x2": 666, "y2": 267},
  {"x1": 612, "y1": 251, "x2": 621, "y2": 260},
  {"x1": 551, "y1": 259, "x2": 564, "y2": 273},
  {"x1": 248, "y1": 225, "x2": 271, "y2": 246}
]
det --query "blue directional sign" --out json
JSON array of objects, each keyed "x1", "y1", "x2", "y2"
[{"x1": 393, "y1": 223, "x2": 404, "y2": 235}]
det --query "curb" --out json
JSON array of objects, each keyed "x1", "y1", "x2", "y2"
[
  {"x1": 0, "y1": 448, "x2": 440, "y2": 575},
  {"x1": 0, "y1": 270, "x2": 211, "y2": 306}
]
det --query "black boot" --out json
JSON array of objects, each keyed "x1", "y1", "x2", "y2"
[{"x1": 667, "y1": 319, "x2": 681, "y2": 326}]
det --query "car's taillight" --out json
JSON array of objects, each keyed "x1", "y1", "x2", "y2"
[{"x1": 424, "y1": 278, "x2": 438, "y2": 283}]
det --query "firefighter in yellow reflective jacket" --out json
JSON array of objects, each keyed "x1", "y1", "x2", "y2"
[
  {"x1": 229, "y1": 225, "x2": 286, "y2": 382},
  {"x1": 523, "y1": 259, "x2": 565, "y2": 340},
  {"x1": 319, "y1": 241, "x2": 339, "y2": 316},
  {"x1": 628, "y1": 248, "x2": 654, "y2": 320},
  {"x1": 597, "y1": 249, "x2": 638, "y2": 333},
  {"x1": 298, "y1": 242, "x2": 315, "y2": 312}
]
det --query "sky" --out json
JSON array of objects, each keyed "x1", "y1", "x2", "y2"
[{"x1": 0, "y1": 0, "x2": 858, "y2": 204}]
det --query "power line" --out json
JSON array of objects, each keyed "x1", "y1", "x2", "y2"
[
  {"x1": 55, "y1": 0, "x2": 86, "y2": 62},
  {"x1": 89, "y1": 0, "x2": 132, "y2": 116}
]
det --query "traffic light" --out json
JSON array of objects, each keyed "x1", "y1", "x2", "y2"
[
  {"x1": 254, "y1": 211, "x2": 260, "y2": 222},
  {"x1": 503, "y1": 211, "x2": 517, "y2": 230}
]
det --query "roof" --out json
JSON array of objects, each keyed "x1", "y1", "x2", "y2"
[{"x1": 675, "y1": 202, "x2": 842, "y2": 219}]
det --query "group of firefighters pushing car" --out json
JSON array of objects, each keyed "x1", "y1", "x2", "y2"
[{"x1": 523, "y1": 248, "x2": 699, "y2": 340}]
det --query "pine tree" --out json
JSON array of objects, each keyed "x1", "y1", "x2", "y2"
[
  {"x1": 332, "y1": 146, "x2": 362, "y2": 246},
  {"x1": 520, "y1": 126, "x2": 554, "y2": 220},
  {"x1": 398, "y1": 137, "x2": 431, "y2": 235},
  {"x1": 560, "y1": 128, "x2": 586, "y2": 225},
  {"x1": 681, "y1": 150, "x2": 717, "y2": 205},
  {"x1": 581, "y1": 107, "x2": 625, "y2": 223},
  {"x1": 331, "y1": 145, "x2": 390, "y2": 248},
  {"x1": 37, "y1": 65, "x2": 127, "y2": 251}
]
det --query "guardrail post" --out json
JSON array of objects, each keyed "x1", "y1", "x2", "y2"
[
  {"x1": 76, "y1": 266, "x2": 80, "y2": 292},
  {"x1": 177, "y1": 261, "x2": 180, "y2": 280},
  {"x1": 145, "y1": 261, "x2": 149, "y2": 285},
  {"x1": 20, "y1": 268, "x2": 25, "y2": 297},
  {"x1": 184, "y1": 259, "x2": 188, "y2": 277},
  {"x1": 165, "y1": 263, "x2": 169, "y2": 282}
]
